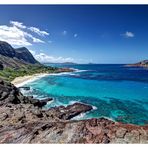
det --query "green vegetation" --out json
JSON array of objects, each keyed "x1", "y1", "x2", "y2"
[{"x1": 0, "y1": 65, "x2": 58, "y2": 82}]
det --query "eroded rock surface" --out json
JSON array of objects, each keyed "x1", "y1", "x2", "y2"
[{"x1": 0, "y1": 79, "x2": 148, "y2": 143}]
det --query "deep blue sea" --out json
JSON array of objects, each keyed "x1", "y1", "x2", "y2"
[{"x1": 22, "y1": 64, "x2": 148, "y2": 125}]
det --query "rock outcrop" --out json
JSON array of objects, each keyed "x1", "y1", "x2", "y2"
[
  {"x1": 0, "y1": 79, "x2": 51, "y2": 107},
  {"x1": 126, "y1": 60, "x2": 148, "y2": 68},
  {"x1": 0, "y1": 79, "x2": 148, "y2": 144}
]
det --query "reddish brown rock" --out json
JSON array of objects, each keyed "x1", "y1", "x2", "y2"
[{"x1": 0, "y1": 78, "x2": 148, "y2": 143}]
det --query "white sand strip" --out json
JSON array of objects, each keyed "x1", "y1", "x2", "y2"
[{"x1": 11, "y1": 73, "x2": 49, "y2": 87}]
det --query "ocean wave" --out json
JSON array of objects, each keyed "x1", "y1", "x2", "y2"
[
  {"x1": 71, "y1": 112, "x2": 87, "y2": 120},
  {"x1": 75, "y1": 69, "x2": 89, "y2": 72},
  {"x1": 48, "y1": 71, "x2": 81, "y2": 77},
  {"x1": 16, "y1": 69, "x2": 88, "y2": 87},
  {"x1": 70, "y1": 68, "x2": 89, "y2": 73},
  {"x1": 99, "y1": 116, "x2": 117, "y2": 123},
  {"x1": 68, "y1": 73, "x2": 80, "y2": 76},
  {"x1": 15, "y1": 74, "x2": 49, "y2": 87},
  {"x1": 69, "y1": 100, "x2": 80, "y2": 105},
  {"x1": 48, "y1": 72, "x2": 73, "y2": 76},
  {"x1": 46, "y1": 100, "x2": 54, "y2": 105},
  {"x1": 92, "y1": 105, "x2": 98, "y2": 110},
  {"x1": 15, "y1": 72, "x2": 74, "y2": 87},
  {"x1": 20, "y1": 86, "x2": 34, "y2": 95}
]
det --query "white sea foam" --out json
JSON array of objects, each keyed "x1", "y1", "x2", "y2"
[
  {"x1": 46, "y1": 100, "x2": 54, "y2": 105},
  {"x1": 92, "y1": 105, "x2": 98, "y2": 110},
  {"x1": 75, "y1": 69, "x2": 88, "y2": 73},
  {"x1": 14, "y1": 71, "x2": 75, "y2": 87},
  {"x1": 99, "y1": 116, "x2": 117, "y2": 123},
  {"x1": 68, "y1": 73, "x2": 80, "y2": 76},
  {"x1": 70, "y1": 68, "x2": 89, "y2": 73},
  {"x1": 15, "y1": 68, "x2": 89, "y2": 87},
  {"x1": 15, "y1": 73, "x2": 49, "y2": 87},
  {"x1": 69, "y1": 101, "x2": 80, "y2": 104},
  {"x1": 72, "y1": 112, "x2": 86, "y2": 120},
  {"x1": 48, "y1": 72, "x2": 73, "y2": 76},
  {"x1": 20, "y1": 86, "x2": 34, "y2": 95},
  {"x1": 70, "y1": 68, "x2": 79, "y2": 71}
]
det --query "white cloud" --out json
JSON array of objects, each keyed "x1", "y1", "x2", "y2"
[
  {"x1": 10, "y1": 21, "x2": 26, "y2": 29},
  {"x1": 29, "y1": 49, "x2": 36, "y2": 55},
  {"x1": 32, "y1": 37, "x2": 44, "y2": 43},
  {"x1": 122, "y1": 31, "x2": 135, "y2": 38},
  {"x1": 74, "y1": 33, "x2": 78, "y2": 38},
  {"x1": 10, "y1": 21, "x2": 49, "y2": 37},
  {"x1": 0, "y1": 25, "x2": 32, "y2": 46},
  {"x1": 30, "y1": 51, "x2": 74, "y2": 63},
  {"x1": 62, "y1": 30, "x2": 67, "y2": 35},
  {"x1": 28, "y1": 27, "x2": 49, "y2": 36},
  {"x1": 0, "y1": 21, "x2": 46, "y2": 46}
]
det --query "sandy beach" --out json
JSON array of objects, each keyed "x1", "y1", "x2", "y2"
[{"x1": 11, "y1": 73, "x2": 49, "y2": 87}]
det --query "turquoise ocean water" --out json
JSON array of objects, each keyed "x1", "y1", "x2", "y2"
[{"x1": 21, "y1": 64, "x2": 148, "y2": 125}]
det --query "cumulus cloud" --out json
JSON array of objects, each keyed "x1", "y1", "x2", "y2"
[
  {"x1": 10, "y1": 21, "x2": 26, "y2": 29},
  {"x1": 36, "y1": 53, "x2": 74, "y2": 63},
  {"x1": 0, "y1": 21, "x2": 48, "y2": 46},
  {"x1": 28, "y1": 27, "x2": 49, "y2": 36},
  {"x1": 30, "y1": 50, "x2": 74, "y2": 63},
  {"x1": 32, "y1": 37, "x2": 44, "y2": 43},
  {"x1": 122, "y1": 31, "x2": 135, "y2": 38},
  {"x1": 29, "y1": 49, "x2": 36, "y2": 56},
  {"x1": 10, "y1": 21, "x2": 49, "y2": 37},
  {"x1": 74, "y1": 33, "x2": 78, "y2": 38},
  {"x1": 0, "y1": 25, "x2": 32, "y2": 46}
]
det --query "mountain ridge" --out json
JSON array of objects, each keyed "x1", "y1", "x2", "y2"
[{"x1": 0, "y1": 41, "x2": 39, "y2": 68}]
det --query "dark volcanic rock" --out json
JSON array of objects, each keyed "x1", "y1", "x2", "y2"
[
  {"x1": 15, "y1": 47, "x2": 38, "y2": 64},
  {"x1": 27, "y1": 97, "x2": 53, "y2": 108},
  {"x1": 0, "y1": 79, "x2": 51, "y2": 107},
  {"x1": 0, "y1": 54, "x2": 28, "y2": 69},
  {"x1": 126, "y1": 60, "x2": 148, "y2": 68},
  {"x1": 0, "y1": 41, "x2": 38, "y2": 68},
  {"x1": 0, "y1": 41, "x2": 15, "y2": 58},
  {"x1": 38, "y1": 101, "x2": 91, "y2": 120},
  {"x1": 0, "y1": 79, "x2": 148, "y2": 143},
  {"x1": 48, "y1": 102, "x2": 93, "y2": 120},
  {"x1": 0, "y1": 61, "x2": 3, "y2": 70}
]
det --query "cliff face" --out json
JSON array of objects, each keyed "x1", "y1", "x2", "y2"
[
  {"x1": 0, "y1": 79, "x2": 148, "y2": 144},
  {"x1": 0, "y1": 41, "x2": 38, "y2": 68},
  {"x1": 15, "y1": 47, "x2": 38, "y2": 64},
  {"x1": 0, "y1": 54, "x2": 29, "y2": 69},
  {"x1": 0, "y1": 41, "x2": 16, "y2": 58}
]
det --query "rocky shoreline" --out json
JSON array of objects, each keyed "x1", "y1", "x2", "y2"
[
  {"x1": 0, "y1": 79, "x2": 148, "y2": 143},
  {"x1": 125, "y1": 60, "x2": 148, "y2": 68}
]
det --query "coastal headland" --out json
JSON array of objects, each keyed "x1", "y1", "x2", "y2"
[
  {"x1": 0, "y1": 41, "x2": 148, "y2": 143},
  {"x1": 0, "y1": 79, "x2": 148, "y2": 143}
]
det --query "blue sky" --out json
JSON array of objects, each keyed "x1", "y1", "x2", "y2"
[{"x1": 0, "y1": 5, "x2": 148, "y2": 64}]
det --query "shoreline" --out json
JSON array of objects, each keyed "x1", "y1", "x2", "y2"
[
  {"x1": 1, "y1": 70, "x2": 148, "y2": 143},
  {"x1": 11, "y1": 73, "x2": 50, "y2": 87},
  {"x1": 11, "y1": 70, "x2": 74, "y2": 87}
]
